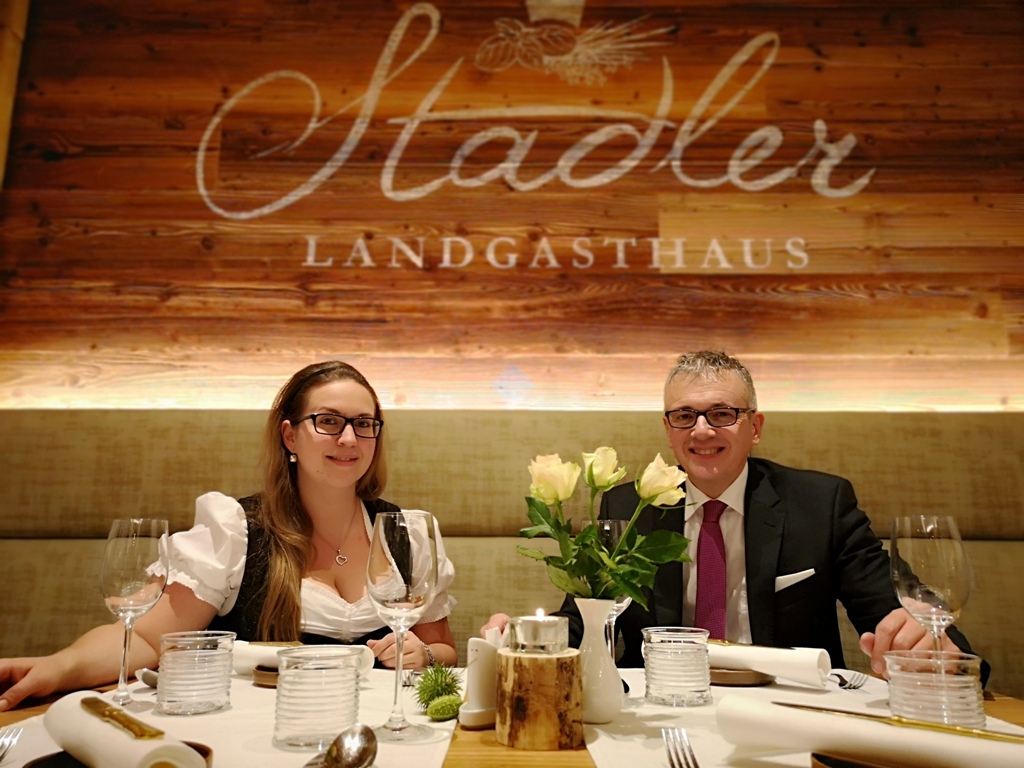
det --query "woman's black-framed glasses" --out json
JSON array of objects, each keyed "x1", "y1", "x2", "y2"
[
  {"x1": 664, "y1": 407, "x2": 755, "y2": 429},
  {"x1": 298, "y1": 413, "x2": 383, "y2": 438}
]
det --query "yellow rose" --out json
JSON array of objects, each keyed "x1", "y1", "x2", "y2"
[
  {"x1": 582, "y1": 446, "x2": 627, "y2": 490},
  {"x1": 529, "y1": 454, "x2": 582, "y2": 505},
  {"x1": 637, "y1": 453, "x2": 687, "y2": 506}
]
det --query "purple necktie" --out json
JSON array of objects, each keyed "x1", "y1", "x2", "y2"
[{"x1": 694, "y1": 500, "x2": 728, "y2": 640}]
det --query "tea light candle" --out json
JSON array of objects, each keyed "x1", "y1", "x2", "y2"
[{"x1": 509, "y1": 613, "x2": 568, "y2": 654}]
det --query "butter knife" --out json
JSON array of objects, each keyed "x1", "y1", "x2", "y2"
[
  {"x1": 773, "y1": 701, "x2": 1024, "y2": 744},
  {"x1": 80, "y1": 697, "x2": 165, "y2": 740}
]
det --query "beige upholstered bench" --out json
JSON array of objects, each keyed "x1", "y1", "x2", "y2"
[{"x1": 2, "y1": 410, "x2": 1021, "y2": 697}]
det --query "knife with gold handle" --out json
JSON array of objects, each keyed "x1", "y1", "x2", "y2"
[
  {"x1": 773, "y1": 701, "x2": 1024, "y2": 744},
  {"x1": 80, "y1": 697, "x2": 165, "y2": 740},
  {"x1": 709, "y1": 638, "x2": 796, "y2": 650}
]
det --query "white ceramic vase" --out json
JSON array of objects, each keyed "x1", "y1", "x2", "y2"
[{"x1": 576, "y1": 597, "x2": 624, "y2": 723}]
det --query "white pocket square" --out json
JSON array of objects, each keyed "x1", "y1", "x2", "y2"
[{"x1": 774, "y1": 568, "x2": 815, "y2": 592}]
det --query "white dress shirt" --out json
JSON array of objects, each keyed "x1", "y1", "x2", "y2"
[{"x1": 682, "y1": 466, "x2": 752, "y2": 643}]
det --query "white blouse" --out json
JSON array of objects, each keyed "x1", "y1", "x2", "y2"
[{"x1": 167, "y1": 491, "x2": 457, "y2": 642}]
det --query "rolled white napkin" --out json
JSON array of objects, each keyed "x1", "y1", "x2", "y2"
[
  {"x1": 43, "y1": 691, "x2": 206, "y2": 768},
  {"x1": 717, "y1": 695, "x2": 1023, "y2": 768},
  {"x1": 709, "y1": 642, "x2": 829, "y2": 688},
  {"x1": 231, "y1": 639, "x2": 289, "y2": 674}
]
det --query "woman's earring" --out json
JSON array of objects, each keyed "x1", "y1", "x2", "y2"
[{"x1": 289, "y1": 453, "x2": 297, "y2": 463}]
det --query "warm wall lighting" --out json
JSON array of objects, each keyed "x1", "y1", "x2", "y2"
[{"x1": 0, "y1": 354, "x2": 1019, "y2": 411}]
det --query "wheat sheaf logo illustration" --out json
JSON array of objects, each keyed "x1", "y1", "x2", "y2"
[{"x1": 474, "y1": 15, "x2": 675, "y2": 86}]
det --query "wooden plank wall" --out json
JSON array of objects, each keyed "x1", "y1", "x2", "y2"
[
  {"x1": 0, "y1": 0, "x2": 29, "y2": 185},
  {"x1": 1, "y1": 0, "x2": 1022, "y2": 411}
]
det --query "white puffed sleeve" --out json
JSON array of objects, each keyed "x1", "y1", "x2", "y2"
[
  {"x1": 413, "y1": 509, "x2": 457, "y2": 624},
  {"x1": 167, "y1": 492, "x2": 249, "y2": 614}
]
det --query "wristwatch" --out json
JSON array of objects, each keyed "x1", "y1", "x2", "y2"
[{"x1": 423, "y1": 643, "x2": 437, "y2": 667}]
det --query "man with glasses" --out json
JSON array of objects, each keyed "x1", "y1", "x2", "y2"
[{"x1": 557, "y1": 350, "x2": 982, "y2": 678}]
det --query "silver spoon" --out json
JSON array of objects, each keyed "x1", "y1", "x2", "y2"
[
  {"x1": 134, "y1": 667, "x2": 159, "y2": 688},
  {"x1": 304, "y1": 723, "x2": 377, "y2": 768}
]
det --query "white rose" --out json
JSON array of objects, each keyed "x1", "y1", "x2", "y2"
[
  {"x1": 637, "y1": 453, "x2": 687, "y2": 506},
  {"x1": 529, "y1": 454, "x2": 582, "y2": 505},
  {"x1": 582, "y1": 446, "x2": 627, "y2": 490}
]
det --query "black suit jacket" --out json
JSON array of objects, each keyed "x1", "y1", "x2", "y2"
[{"x1": 555, "y1": 457, "x2": 981, "y2": 677}]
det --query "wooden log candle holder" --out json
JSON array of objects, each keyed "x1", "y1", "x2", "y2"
[{"x1": 494, "y1": 646, "x2": 583, "y2": 750}]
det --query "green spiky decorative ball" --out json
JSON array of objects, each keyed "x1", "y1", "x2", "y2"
[
  {"x1": 425, "y1": 693, "x2": 462, "y2": 721},
  {"x1": 415, "y1": 663, "x2": 462, "y2": 710}
]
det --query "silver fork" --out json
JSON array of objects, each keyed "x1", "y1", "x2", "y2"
[
  {"x1": 0, "y1": 726, "x2": 23, "y2": 764},
  {"x1": 662, "y1": 726, "x2": 700, "y2": 768},
  {"x1": 829, "y1": 669, "x2": 869, "y2": 689}
]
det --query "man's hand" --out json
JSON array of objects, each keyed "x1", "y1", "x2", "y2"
[
  {"x1": 859, "y1": 608, "x2": 958, "y2": 676},
  {"x1": 480, "y1": 613, "x2": 511, "y2": 637}
]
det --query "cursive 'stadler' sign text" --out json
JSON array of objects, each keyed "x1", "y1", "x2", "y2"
[{"x1": 196, "y1": 3, "x2": 875, "y2": 220}]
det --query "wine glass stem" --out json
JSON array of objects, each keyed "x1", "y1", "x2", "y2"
[
  {"x1": 932, "y1": 628, "x2": 943, "y2": 654},
  {"x1": 111, "y1": 616, "x2": 135, "y2": 706},
  {"x1": 385, "y1": 627, "x2": 409, "y2": 731},
  {"x1": 605, "y1": 616, "x2": 616, "y2": 658}
]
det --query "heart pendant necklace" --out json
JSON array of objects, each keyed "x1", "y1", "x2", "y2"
[{"x1": 318, "y1": 509, "x2": 360, "y2": 568}]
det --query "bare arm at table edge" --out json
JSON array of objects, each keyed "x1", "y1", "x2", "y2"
[{"x1": 0, "y1": 583, "x2": 217, "y2": 712}]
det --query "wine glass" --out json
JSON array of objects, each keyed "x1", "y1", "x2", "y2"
[
  {"x1": 100, "y1": 518, "x2": 169, "y2": 710},
  {"x1": 890, "y1": 515, "x2": 972, "y2": 653},
  {"x1": 366, "y1": 510, "x2": 438, "y2": 742},
  {"x1": 597, "y1": 519, "x2": 632, "y2": 659}
]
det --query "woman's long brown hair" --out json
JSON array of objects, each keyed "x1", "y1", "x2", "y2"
[{"x1": 254, "y1": 361, "x2": 388, "y2": 640}]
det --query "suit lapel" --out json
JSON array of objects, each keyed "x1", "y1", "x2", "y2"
[{"x1": 744, "y1": 460, "x2": 785, "y2": 646}]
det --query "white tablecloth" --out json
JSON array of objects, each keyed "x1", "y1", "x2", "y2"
[
  {"x1": 6, "y1": 668, "x2": 1024, "y2": 767},
  {"x1": 6, "y1": 669, "x2": 456, "y2": 768},
  {"x1": 585, "y1": 669, "x2": 1024, "y2": 768}
]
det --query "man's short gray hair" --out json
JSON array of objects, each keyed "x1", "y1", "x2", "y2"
[{"x1": 665, "y1": 350, "x2": 758, "y2": 410}]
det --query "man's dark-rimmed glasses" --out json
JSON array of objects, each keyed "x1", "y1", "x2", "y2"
[
  {"x1": 297, "y1": 413, "x2": 383, "y2": 438},
  {"x1": 664, "y1": 407, "x2": 755, "y2": 429}
]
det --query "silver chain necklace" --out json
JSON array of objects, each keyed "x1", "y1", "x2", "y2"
[{"x1": 318, "y1": 510, "x2": 361, "y2": 567}]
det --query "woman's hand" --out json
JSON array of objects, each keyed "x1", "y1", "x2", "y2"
[
  {"x1": 367, "y1": 632, "x2": 434, "y2": 670},
  {"x1": 0, "y1": 654, "x2": 73, "y2": 712},
  {"x1": 1, "y1": 586, "x2": 217, "y2": 713}
]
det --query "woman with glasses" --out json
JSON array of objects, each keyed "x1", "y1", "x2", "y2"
[{"x1": 0, "y1": 361, "x2": 457, "y2": 712}]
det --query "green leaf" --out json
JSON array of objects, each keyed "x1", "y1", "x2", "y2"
[
  {"x1": 634, "y1": 529, "x2": 691, "y2": 564},
  {"x1": 516, "y1": 545, "x2": 550, "y2": 561},
  {"x1": 615, "y1": 578, "x2": 647, "y2": 606},
  {"x1": 573, "y1": 524, "x2": 599, "y2": 547},
  {"x1": 525, "y1": 497, "x2": 554, "y2": 526},
  {"x1": 547, "y1": 563, "x2": 591, "y2": 598}
]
